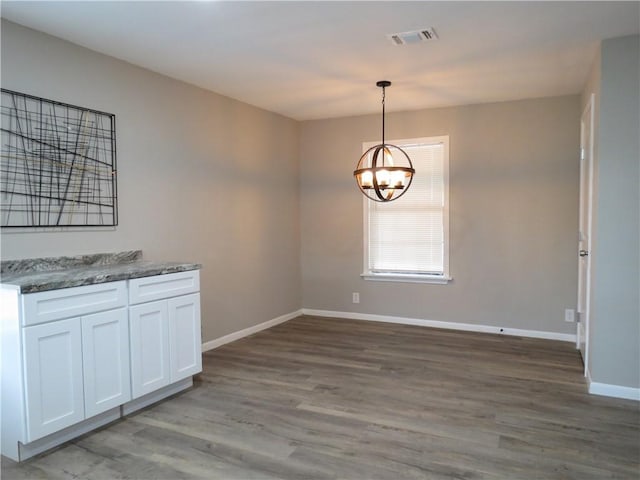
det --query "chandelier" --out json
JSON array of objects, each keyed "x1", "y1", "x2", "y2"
[{"x1": 353, "y1": 80, "x2": 415, "y2": 202}]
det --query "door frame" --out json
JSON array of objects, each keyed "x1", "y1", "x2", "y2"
[{"x1": 577, "y1": 93, "x2": 595, "y2": 376}]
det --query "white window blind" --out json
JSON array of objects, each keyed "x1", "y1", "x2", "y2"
[{"x1": 364, "y1": 136, "x2": 450, "y2": 281}]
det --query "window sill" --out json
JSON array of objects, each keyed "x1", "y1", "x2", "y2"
[{"x1": 361, "y1": 273, "x2": 452, "y2": 284}]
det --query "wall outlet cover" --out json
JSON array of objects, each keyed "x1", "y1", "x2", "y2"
[{"x1": 564, "y1": 308, "x2": 575, "y2": 322}]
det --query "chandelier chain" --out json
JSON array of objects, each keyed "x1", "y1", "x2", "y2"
[{"x1": 381, "y1": 85, "x2": 386, "y2": 148}]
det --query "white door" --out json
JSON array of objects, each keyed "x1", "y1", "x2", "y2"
[
  {"x1": 129, "y1": 300, "x2": 171, "y2": 398},
  {"x1": 23, "y1": 318, "x2": 84, "y2": 442},
  {"x1": 577, "y1": 94, "x2": 594, "y2": 373},
  {"x1": 82, "y1": 308, "x2": 131, "y2": 417},
  {"x1": 168, "y1": 293, "x2": 202, "y2": 381}
]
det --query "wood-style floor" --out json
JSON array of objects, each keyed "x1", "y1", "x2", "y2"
[{"x1": 2, "y1": 315, "x2": 639, "y2": 479}]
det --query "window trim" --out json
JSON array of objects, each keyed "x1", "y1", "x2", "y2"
[{"x1": 361, "y1": 135, "x2": 451, "y2": 284}]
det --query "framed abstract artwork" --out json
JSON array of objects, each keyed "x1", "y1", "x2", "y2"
[{"x1": 1, "y1": 89, "x2": 117, "y2": 227}]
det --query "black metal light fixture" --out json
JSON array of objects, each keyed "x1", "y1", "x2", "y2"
[{"x1": 353, "y1": 80, "x2": 415, "y2": 202}]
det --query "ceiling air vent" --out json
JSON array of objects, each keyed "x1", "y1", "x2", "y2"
[{"x1": 386, "y1": 27, "x2": 438, "y2": 46}]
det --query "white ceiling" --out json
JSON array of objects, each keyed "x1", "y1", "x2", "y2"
[{"x1": 2, "y1": 1, "x2": 638, "y2": 120}]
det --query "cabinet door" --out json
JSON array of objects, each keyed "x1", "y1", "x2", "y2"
[
  {"x1": 168, "y1": 293, "x2": 202, "y2": 382},
  {"x1": 129, "y1": 300, "x2": 170, "y2": 398},
  {"x1": 23, "y1": 318, "x2": 84, "y2": 442},
  {"x1": 82, "y1": 308, "x2": 131, "y2": 417}
]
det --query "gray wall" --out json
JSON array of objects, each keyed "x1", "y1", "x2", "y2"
[
  {"x1": 586, "y1": 35, "x2": 640, "y2": 389},
  {"x1": 0, "y1": 21, "x2": 302, "y2": 343},
  {"x1": 300, "y1": 96, "x2": 580, "y2": 335}
]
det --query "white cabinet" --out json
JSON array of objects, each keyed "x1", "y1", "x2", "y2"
[
  {"x1": 82, "y1": 308, "x2": 131, "y2": 418},
  {"x1": 129, "y1": 300, "x2": 171, "y2": 397},
  {"x1": 128, "y1": 272, "x2": 202, "y2": 399},
  {"x1": 23, "y1": 318, "x2": 85, "y2": 442},
  {"x1": 1, "y1": 269, "x2": 201, "y2": 462}
]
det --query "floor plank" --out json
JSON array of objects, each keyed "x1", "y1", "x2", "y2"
[{"x1": 2, "y1": 315, "x2": 639, "y2": 479}]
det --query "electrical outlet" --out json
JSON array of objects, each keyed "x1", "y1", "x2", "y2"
[
  {"x1": 352, "y1": 292, "x2": 360, "y2": 304},
  {"x1": 564, "y1": 308, "x2": 575, "y2": 323}
]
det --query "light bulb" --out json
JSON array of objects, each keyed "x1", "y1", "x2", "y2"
[
  {"x1": 376, "y1": 169, "x2": 390, "y2": 187},
  {"x1": 361, "y1": 170, "x2": 373, "y2": 188},
  {"x1": 392, "y1": 171, "x2": 405, "y2": 188}
]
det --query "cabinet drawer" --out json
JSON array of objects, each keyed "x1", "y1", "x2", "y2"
[
  {"x1": 22, "y1": 281, "x2": 127, "y2": 326},
  {"x1": 128, "y1": 271, "x2": 199, "y2": 305}
]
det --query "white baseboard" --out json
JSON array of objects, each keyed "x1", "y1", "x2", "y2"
[
  {"x1": 587, "y1": 369, "x2": 640, "y2": 401},
  {"x1": 201, "y1": 309, "x2": 303, "y2": 352},
  {"x1": 589, "y1": 382, "x2": 640, "y2": 401},
  {"x1": 301, "y1": 308, "x2": 576, "y2": 343}
]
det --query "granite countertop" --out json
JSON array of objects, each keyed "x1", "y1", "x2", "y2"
[{"x1": 0, "y1": 250, "x2": 201, "y2": 293}]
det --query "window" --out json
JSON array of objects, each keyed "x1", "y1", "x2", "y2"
[{"x1": 362, "y1": 136, "x2": 450, "y2": 284}]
